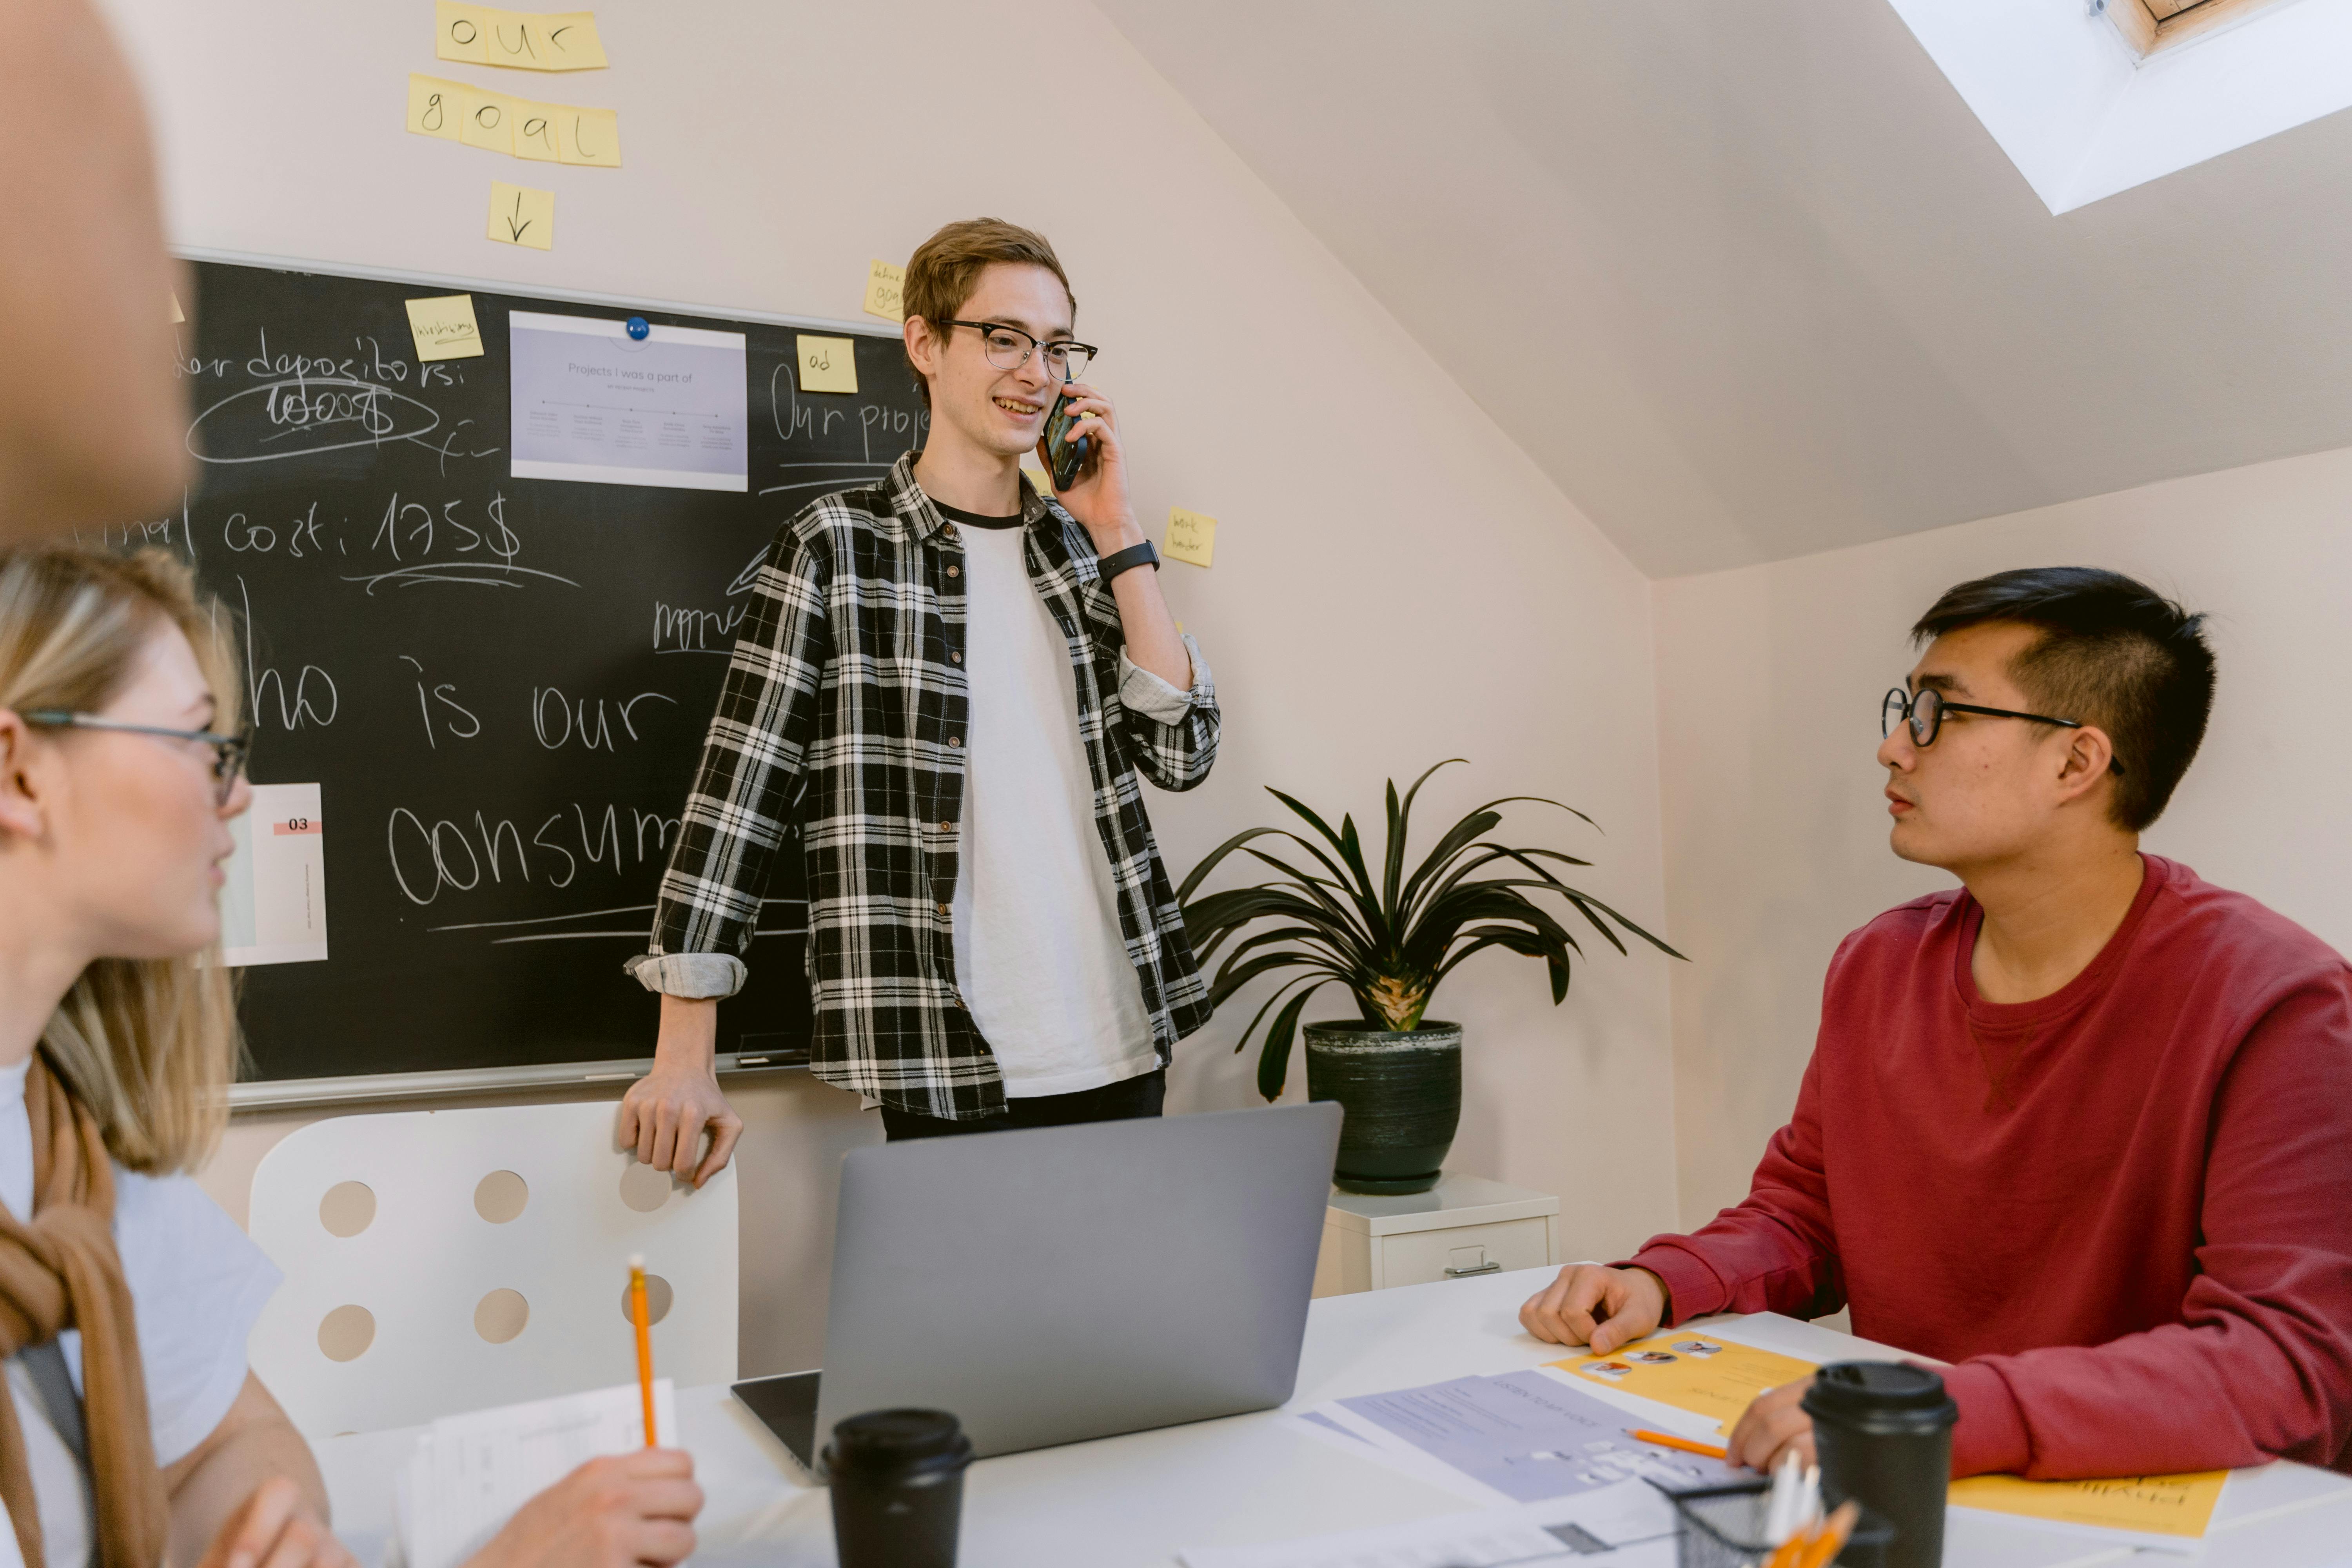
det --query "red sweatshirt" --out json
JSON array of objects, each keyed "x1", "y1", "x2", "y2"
[{"x1": 1622, "y1": 855, "x2": 2352, "y2": 1480}]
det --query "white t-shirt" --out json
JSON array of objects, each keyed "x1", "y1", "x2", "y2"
[
  {"x1": 945, "y1": 515, "x2": 1160, "y2": 1098},
  {"x1": 0, "y1": 1057, "x2": 281, "y2": 1568}
]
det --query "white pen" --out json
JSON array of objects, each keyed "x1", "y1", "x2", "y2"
[{"x1": 1764, "y1": 1448, "x2": 1803, "y2": 1544}]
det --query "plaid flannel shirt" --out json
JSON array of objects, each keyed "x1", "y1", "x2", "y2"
[{"x1": 628, "y1": 452, "x2": 1219, "y2": 1119}]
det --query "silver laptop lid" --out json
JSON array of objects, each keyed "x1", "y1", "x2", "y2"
[{"x1": 812, "y1": 1101, "x2": 1341, "y2": 1462}]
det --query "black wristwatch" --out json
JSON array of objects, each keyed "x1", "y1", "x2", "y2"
[{"x1": 1099, "y1": 539, "x2": 1160, "y2": 584}]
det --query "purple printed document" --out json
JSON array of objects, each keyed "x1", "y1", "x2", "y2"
[{"x1": 1336, "y1": 1370, "x2": 1740, "y2": 1505}]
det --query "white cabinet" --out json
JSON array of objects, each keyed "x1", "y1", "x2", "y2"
[{"x1": 1310, "y1": 1174, "x2": 1561, "y2": 1296}]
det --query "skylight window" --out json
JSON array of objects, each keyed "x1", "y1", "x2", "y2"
[
  {"x1": 1888, "y1": 0, "x2": 2352, "y2": 212},
  {"x1": 2103, "y1": 0, "x2": 2292, "y2": 55}
]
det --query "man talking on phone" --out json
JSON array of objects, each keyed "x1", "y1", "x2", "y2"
[{"x1": 620, "y1": 218, "x2": 1218, "y2": 1174}]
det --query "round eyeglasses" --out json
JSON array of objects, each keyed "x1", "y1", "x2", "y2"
[
  {"x1": 1880, "y1": 687, "x2": 2123, "y2": 774},
  {"x1": 939, "y1": 319, "x2": 1098, "y2": 382},
  {"x1": 19, "y1": 710, "x2": 254, "y2": 805}
]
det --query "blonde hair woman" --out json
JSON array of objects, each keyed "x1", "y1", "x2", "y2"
[{"x1": 0, "y1": 546, "x2": 700, "y2": 1568}]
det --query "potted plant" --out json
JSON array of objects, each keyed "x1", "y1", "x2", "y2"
[{"x1": 1178, "y1": 760, "x2": 1682, "y2": 1194}]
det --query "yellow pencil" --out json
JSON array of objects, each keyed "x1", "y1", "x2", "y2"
[
  {"x1": 1793, "y1": 1501, "x2": 1860, "y2": 1568},
  {"x1": 1626, "y1": 1427, "x2": 1728, "y2": 1460},
  {"x1": 629, "y1": 1253, "x2": 656, "y2": 1448}
]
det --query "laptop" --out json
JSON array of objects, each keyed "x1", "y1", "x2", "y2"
[{"x1": 732, "y1": 1100, "x2": 1341, "y2": 1473}]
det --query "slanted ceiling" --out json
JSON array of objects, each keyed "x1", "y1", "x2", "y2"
[{"x1": 1095, "y1": 0, "x2": 2352, "y2": 577}]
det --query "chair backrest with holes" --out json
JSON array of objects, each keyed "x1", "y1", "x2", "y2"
[{"x1": 245, "y1": 1100, "x2": 737, "y2": 1437}]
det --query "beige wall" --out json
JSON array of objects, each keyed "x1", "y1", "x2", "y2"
[
  {"x1": 1654, "y1": 444, "x2": 2352, "y2": 1230},
  {"x1": 105, "y1": 0, "x2": 1685, "y2": 1374}
]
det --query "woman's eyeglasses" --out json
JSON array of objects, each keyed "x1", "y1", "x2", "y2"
[
  {"x1": 1881, "y1": 687, "x2": 2123, "y2": 775},
  {"x1": 18, "y1": 710, "x2": 254, "y2": 805}
]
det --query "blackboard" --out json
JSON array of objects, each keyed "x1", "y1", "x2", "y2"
[{"x1": 120, "y1": 258, "x2": 927, "y2": 1095}]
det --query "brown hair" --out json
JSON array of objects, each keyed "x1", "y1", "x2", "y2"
[
  {"x1": 0, "y1": 544, "x2": 242, "y2": 1171},
  {"x1": 902, "y1": 218, "x2": 1075, "y2": 407}
]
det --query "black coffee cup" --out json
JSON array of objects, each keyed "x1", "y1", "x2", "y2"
[
  {"x1": 1803, "y1": 1362, "x2": 1957, "y2": 1568},
  {"x1": 823, "y1": 1407, "x2": 975, "y2": 1568}
]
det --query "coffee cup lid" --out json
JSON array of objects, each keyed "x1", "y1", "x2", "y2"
[
  {"x1": 823, "y1": 1408, "x2": 973, "y2": 1474},
  {"x1": 1802, "y1": 1361, "x2": 1956, "y2": 1421}
]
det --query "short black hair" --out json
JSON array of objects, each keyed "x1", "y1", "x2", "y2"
[{"x1": 1912, "y1": 567, "x2": 2214, "y2": 832}]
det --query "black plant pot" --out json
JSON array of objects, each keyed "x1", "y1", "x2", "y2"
[{"x1": 1303, "y1": 1021, "x2": 1463, "y2": 1195}]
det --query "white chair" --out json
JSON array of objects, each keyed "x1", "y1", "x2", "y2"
[{"x1": 246, "y1": 1100, "x2": 737, "y2": 1437}]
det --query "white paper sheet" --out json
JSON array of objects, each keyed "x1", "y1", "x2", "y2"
[
  {"x1": 508, "y1": 311, "x2": 748, "y2": 491},
  {"x1": 399, "y1": 1379, "x2": 677, "y2": 1568},
  {"x1": 1180, "y1": 1478, "x2": 1681, "y2": 1568},
  {"x1": 220, "y1": 781, "x2": 327, "y2": 966}
]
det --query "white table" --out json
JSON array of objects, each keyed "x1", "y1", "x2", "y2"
[{"x1": 314, "y1": 1267, "x2": 2352, "y2": 1566}]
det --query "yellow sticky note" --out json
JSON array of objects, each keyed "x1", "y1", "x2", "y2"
[
  {"x1": 487, "y1": 182, "x2": 554, "y2": 250},
  {"x1": 863, "y1": 260, "x2": 906, "y2": 321},
  {"x1": 1949, "y1": 1470, "x2": 2227, "y2": 1541},
  {"x1": 460, "y1": 87, "x2": 516, "y2": 153},
  {"x1": 406, "y1": 74, "x2": 466, "y2": 141},
  {"x1": 1553, "y1": 1333, "x2": 1820, "y2": 1436},
  {"x1": 405, "y1": 295, "x2": 485, "y2": 362},
  {"x1": 436, "y1": 0, "x2": 493, "y2": 64},
  {"x1": 555, "y1": 106, "x2": 621, "y2": 167},
  {"x1": 1165, "y1": 507, "x2": 1218, "y2": 568},
  {"x1": 169, "y1": 291, "x2": 185, "y2": 324},
  {"x1": 512, "y1": 101, "x2": 561, "y2": 161},
  {"x1": 537, "y1": 11, "x2": 609, "y2": 69},
  {"x1": 796, "y1": 336, "x2": 859, "y2": 395}
]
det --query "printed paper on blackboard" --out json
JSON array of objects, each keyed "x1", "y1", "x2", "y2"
[
  {"x1": 508, "y1": 311, "x2": 749, "y2": 490},
  {"x1": 222, "y1": 783, "x2": 328, "y2": 968}
]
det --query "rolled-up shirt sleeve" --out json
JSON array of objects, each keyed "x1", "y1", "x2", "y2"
[
  {"x1": 629, "y1": 523, "x2": 830, "y2": 998},
  {"x1": 1116, "y1": 633, "x2": 1218, "y2": 791}
]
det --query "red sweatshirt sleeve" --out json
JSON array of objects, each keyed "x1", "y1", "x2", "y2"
[
  {"x1": 1614, "y1": 1044, "x2": 1846, "y2": 1327},
  {"x1": 1942, "y1": 977, "x2": 2352, "y2": 1479}
]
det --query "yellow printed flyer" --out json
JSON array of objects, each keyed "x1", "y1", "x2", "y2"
[
  {"x1": 1553, "y1": 1333, "x2": 1818, "y2": 1435},
  {"x1": 1555, "y1": 1332, "x2": 2226, "y2": 1542},
  {"x1": 1948, "y1": 1470, "x2": 2227, "y2": 1541}
]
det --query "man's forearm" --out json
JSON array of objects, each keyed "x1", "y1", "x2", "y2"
[
  {"x1": 1091, "y1": 517, "x2": 1189, "y2": 689},
  {"x1": 654, "y1": 993, "x2": 718, "y2": 1067}
]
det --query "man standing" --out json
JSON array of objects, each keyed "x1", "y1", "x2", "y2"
[
  {"x1": 1521, "y1": 568, "x2": 2352, "y2": 1480},
  {"x1": 621, "y1": 219, "x2": 1218, "y2": 1178}
]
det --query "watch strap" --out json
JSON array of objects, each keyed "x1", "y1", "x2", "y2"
[{"x1": 1098, "y1": 539, "x2": 1160, "y2": 583}]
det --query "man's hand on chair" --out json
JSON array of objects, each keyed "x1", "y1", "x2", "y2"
[{"x1": 618, "y1": 996, "x2": 742, "y2": 1187}]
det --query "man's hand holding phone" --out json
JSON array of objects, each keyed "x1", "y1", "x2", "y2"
[{"x1": 1041, "y1": 380, "x2": 1140, "y2": 550}]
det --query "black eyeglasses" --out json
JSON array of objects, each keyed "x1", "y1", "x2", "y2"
[
  {"x1": 938, "y1": 320, "x2": 1098, "y2": 382},
  {"x1": 1881, "y1": 687, "x2": 2123, "y2": 775},
  {"x1": 19, "y1": 710, "x2": 254, "y2": 804}
]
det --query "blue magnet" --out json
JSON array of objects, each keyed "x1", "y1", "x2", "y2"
[{"x1": 625, "y1": 315, "x2": 650, "y2": 341}]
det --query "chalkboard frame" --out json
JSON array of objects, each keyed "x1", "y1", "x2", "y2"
[{"x1": 179, "y1": 247, "x2": 907, "y2": 1111}]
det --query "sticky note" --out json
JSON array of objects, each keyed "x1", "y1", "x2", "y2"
[
  {"x1": 461, "y1": 87, "x2": 516, "y2": 153},
  {"x1": 169, "y1": 291, "x2": 184, "y2": 324},
  {"x1": 406, "y1": 74, "x2": 466, "y2": 141},
  {"x1": 555, "y1": 106, "x2": 621, "y2": 167},
  {"x1": 537, "y1": 11, "x2": 609, "y2": 69},
  {"x1": 487, "y1": 182, "x2": 555, "y2": 250},
  {"x1": 863, "y1": 260, "x2": 906, "y2": 321},
  {"x1": 436, "y1": 1, "x2": 493, "y2": 64},
  {"x1": 1165, "y1": 507, "x2": 1217, "y2": 568},
  {"x1": 405, "y1": 295, "x2": 485, "y2": 361},
  {"x1": 796, "y1": 336, "x2": 859, "y2": 394},
  {"x1": 512, "y1": 102, "x2": 561, "y2": 161}
]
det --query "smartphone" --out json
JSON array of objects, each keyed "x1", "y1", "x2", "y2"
[{"x1": 1044, "y1": 391, "x2": 1091, "y2": 492}]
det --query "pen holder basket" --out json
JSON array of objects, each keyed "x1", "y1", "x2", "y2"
[{"x1": 1666, "y1": 1479, "x2": 1894, "y2": 1568}]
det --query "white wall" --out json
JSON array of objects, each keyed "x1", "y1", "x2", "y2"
[
  {"x1": 1655, "y1": 443, "x2": 2352, "y2": 1228},
  {"x1": 98, "y1": 0, "x2": 1682, "y2": 1374}
]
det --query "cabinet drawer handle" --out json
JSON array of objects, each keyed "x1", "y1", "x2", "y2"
[{"x1": 1444, "y1": 1260, "x2": 1502, "y2": 1278}]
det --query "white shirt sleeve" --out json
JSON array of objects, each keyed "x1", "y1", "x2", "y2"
[{"x1": 61, "y1": 1169, "x2": 283, "y2": 1468}]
